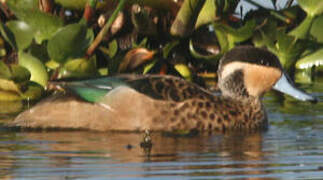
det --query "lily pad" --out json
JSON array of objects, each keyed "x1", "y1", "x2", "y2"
[
  {"x1": 6, "y1": 21, "x2": 34, "y2": 51},
  {"x1": 48, "y1": 23, "x2": 94, "y2": 63},
  {"x1": 18, "y1": 52, "x2": 48, "y2": 87}
]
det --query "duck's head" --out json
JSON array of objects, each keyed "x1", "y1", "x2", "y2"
[{"x1": 217, "y1": 46, "x2": 317, "y2": 103}]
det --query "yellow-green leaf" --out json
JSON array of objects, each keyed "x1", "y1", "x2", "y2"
[{"x1": 18, "y1": 52, "x2": 48, "y2": 87}]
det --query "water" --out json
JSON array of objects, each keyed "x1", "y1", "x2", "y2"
[{"x1": 1, "y1": 80, "x2": 323, "y2": 179}]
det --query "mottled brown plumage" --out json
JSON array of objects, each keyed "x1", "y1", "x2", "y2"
[{"x1": 9, "y1": 46, "x2": 316, "y2": 132}]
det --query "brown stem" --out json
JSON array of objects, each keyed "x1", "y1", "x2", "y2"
[{"x1": 86, "y1": 0, "x2": 127, "y2": 57}]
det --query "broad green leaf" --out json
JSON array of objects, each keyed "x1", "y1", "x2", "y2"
[
  {"x1": 0, "y1": 78, "x2": 22, "y2": 101},
  {"x1": 7, "y1": 0, "x2": 38, "y2": 11},
  {"x1": 10, "y1": 65, "x2": 31, "y2": 82},
  {"x1": 295, "y1": 48, "x2": 323, "y2": 69},
  {"x1": 0, "y1": 61, "x2": 11, "y2": 79},
  {"x1": 11, "y1": 9, "x2": 63, "y2": 44},
  {"x1": 18, "y1": 52, "x2": 48, "y2": 87},
  {"x1": 195, "y1": 0, "x2": 216, "y2": 28},
  {"x1": 48, "y1": 23, "x2": 94, "y2": 63},
  {"x1": 0, "y1": 91, "x2": 21, "y2": 101},
  {"x1": 297, "y1": 0, "x2": 323, "y2": 17},
  {"x1": 289, "y1": 15, "x2": 314, "y2": 39},
  {"x1": 61, "y1": 57, "x2": 97, "y2": 78},
  {"x1": 0, "y1": 78, "x2": 21, "y2": 94},
  {"x1": 310, "y1": 15, "x2": 323, "y2": 43},
  {"x1": 213, "y1": 19, "x2": 256, "y2": 49},
  {"x1": 275, "y1": 29, "x2": 304, "y2": 69},
  {"x1": 6, "y1": 21, "x2": 34, "y2": 50}
]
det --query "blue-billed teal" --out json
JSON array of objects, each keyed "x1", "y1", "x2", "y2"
[{"x1": 11, "y1": 46, "x2": 316, "y2": 132}]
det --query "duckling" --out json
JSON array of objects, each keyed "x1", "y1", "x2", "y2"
[{"x1": 10, "y1": 46, "x2": 316, "y2": 132}]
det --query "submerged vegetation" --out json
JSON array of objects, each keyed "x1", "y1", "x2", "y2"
[{"x1": 0, "y1": 0, "x2": 323, "y2": 103}]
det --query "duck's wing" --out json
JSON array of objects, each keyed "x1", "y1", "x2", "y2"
[{"x1": 52, "y1": 74, "x2": 213, "y2": 103}]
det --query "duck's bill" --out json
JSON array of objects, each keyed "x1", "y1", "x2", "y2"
[{"x1": 273, "y1": 73, "x2": 317, "y2": 103}]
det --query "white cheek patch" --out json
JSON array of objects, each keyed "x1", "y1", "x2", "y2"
[{"x1": 220, "y1": 62, "x2": 248, "y2": 79}]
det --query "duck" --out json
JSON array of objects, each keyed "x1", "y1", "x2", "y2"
[{"x1": 9, "y1": 46, "x2": 317, "y2": 132}]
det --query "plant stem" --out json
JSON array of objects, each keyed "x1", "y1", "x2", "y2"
[{"x1": 86, "y1": 0, "x2": 127, "y2": 57}]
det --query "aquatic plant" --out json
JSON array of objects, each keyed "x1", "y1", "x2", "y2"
[{"x1": 0, "y1": 0, "x2": 322, "y2": 102}]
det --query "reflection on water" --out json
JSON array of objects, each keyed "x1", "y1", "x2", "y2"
[
  {"x1": 0, "y1": 123, "x2": 323, "y2": 179},
  {"x1": 0, "y1": 81, "x2": 323, "y2": 179}
]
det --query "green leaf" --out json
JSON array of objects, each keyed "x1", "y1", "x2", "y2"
[
  {"x1": 289, "y1": 15, "x2": 314, "y2": 39},
  {"x1": 174, "y1": 64, "x2": 192, "y2": 81},
  {"x1": 18, "y1": 52, "x2": 48, "y2": 87},
  {"x1": 298, "y1": 0, "x2": 323, "y2": 17},
  {"x1": 61, "y1": 57, "x2": 97, "y2": 78},
  {"x1": 48, "y1": 23, "x2": 94, "y2": 63},
  {"x1": 195, "y1": 0, "x2": 216, "y2": 28},
  {"x1": 0, "y1": 91, "x2": 21, "y2": 101},
  {"x1": 10, "y1": 65, "x2": 31, "y2": 82},
  {"x1": 213, "y1": 19, "x2": 256, "y2": 49},
  {"x1": 275, "y1": 29, "x2": 304, "y2": 69},
  {"x1": 310, "y1": 15, "x2": 323, "y2": 43},
  {"x1": 7, "y1": 0, "x2": 38, "y2": 11},
  {"x1": 163, "y1": 41, "x2": 179, "y2": 58},
  {"x1": 21, "y1": 82, "x2": 44, "y2": 100},
  {"x1": 8, "y1": 5, "x2": 63, "y2": 44},
  {"x1": 6, "y1": 21, "x2": 34, "y2": 50},
  {"x1": 0, "y1": 78, "x2": 22, "y2": 101},
  {"x1": 295, "y1": 48, "x2": 323, "y2": 69},
  {"x1": 108, "y1": 40, "x2": 118, "y2": 58},
  {"x1": 0, "y1": 78, "x2": 22, "y2": 94},
  {"x1": 0, "y1": 61, "x2": 11, "y2": 79}
]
